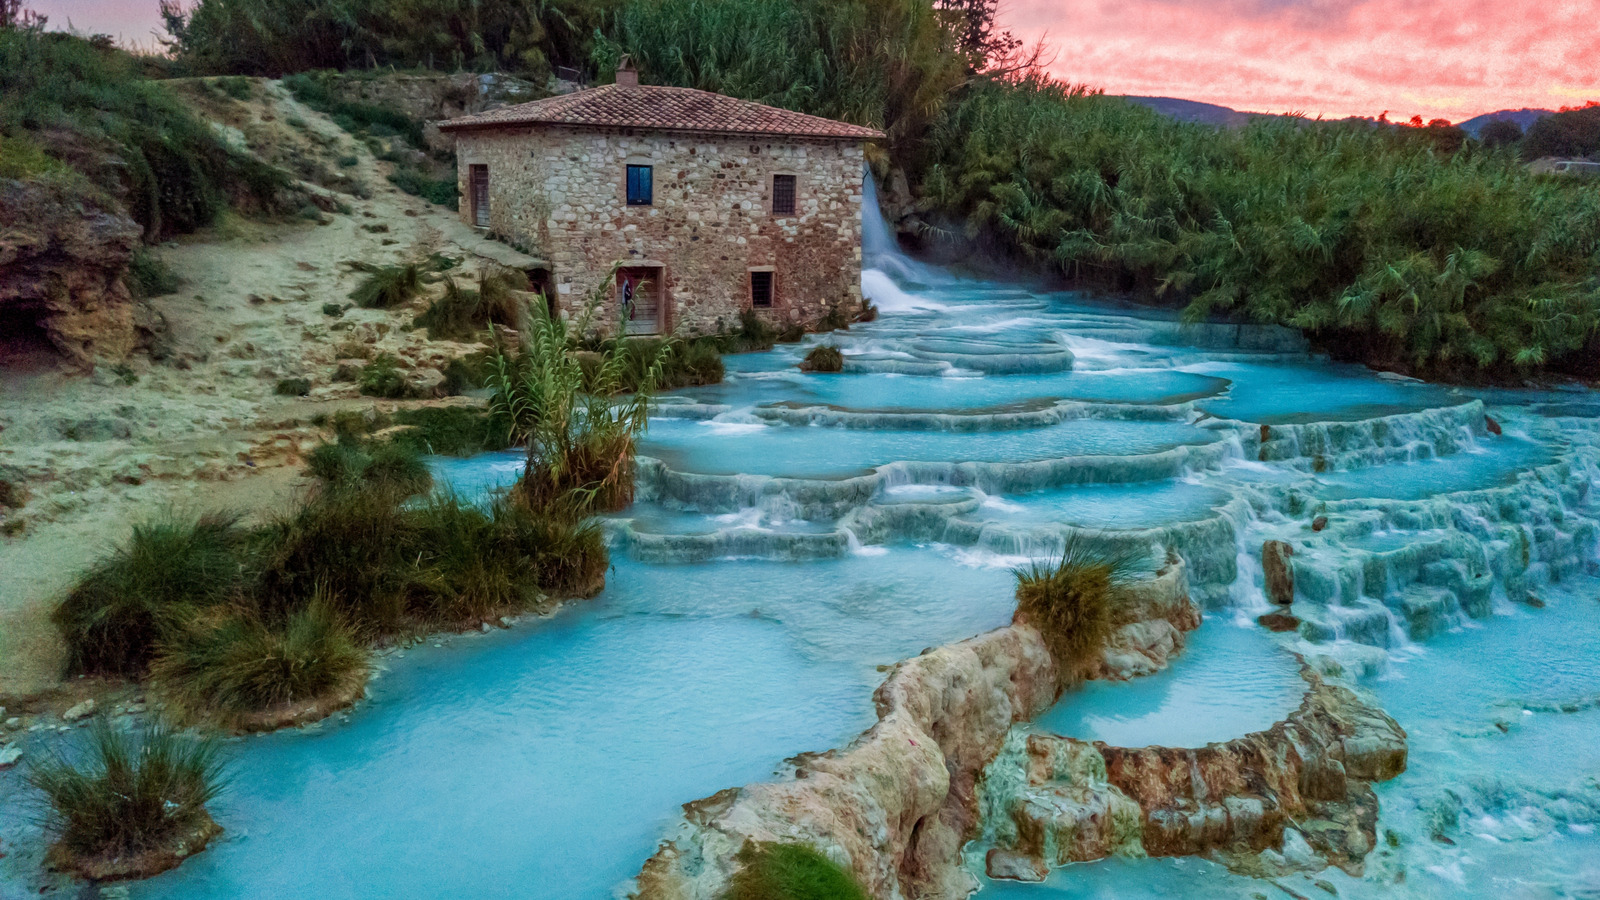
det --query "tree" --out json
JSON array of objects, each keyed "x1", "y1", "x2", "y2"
[
  {"x1": 1, "y1": 0, "x2": 46, "y2": 30},
  {"x1": 1479, "y1": 119, "x2": 1523, "y2": 149},
  {"x1": 934, "y1": 0, "x2": 1020, "y2": 72},
  {"x1": 1522, "y1": 102, "x2": 1600, "y2": 161}
]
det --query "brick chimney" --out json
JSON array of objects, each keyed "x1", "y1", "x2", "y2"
[{"x1": 616, "y1": 55, "x2": 638, "y2": 87}]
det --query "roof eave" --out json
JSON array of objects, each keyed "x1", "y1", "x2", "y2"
[{"x1": 437, "y1": 118, "x2": 885, "y2": 142}]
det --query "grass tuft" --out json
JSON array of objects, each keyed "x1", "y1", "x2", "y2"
[
  {"x1": 151, "y1": 594, "x2": 367, "y2": 722},
  {"x1": 725, "y1": 842, "x2": 869, "y2": 900},
  {"x1": 1013, "y1": 535, "x2": 1143, "y2": 685},
  {"x1": 348, "y1": 261, "x2": 425, "y2": 309},
  {"x1": 358, "y1": 353, "x2": 413, "y2": 398},
  {"x1": 414, "y1": 269, "x2": 528, "y2": 340},
  {"x1": 54, "y1": 514, "x2": 250, "y2": 676},
  {"x1": 28, "y1": 720, "x2": 224, "y2": 865}
]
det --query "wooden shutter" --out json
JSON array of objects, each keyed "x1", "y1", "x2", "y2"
[{"x1": 471, "y1": 165, "x2": 490, "y2": 228}]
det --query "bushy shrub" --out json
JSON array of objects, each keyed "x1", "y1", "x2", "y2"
[
  {"x1": 253, "y1": 482, "x2": 416, "y2": 630},
  {"x1": 274, "y1": 377, "x2": 312, "y2": 396},
  {"x1": 725, "y1": 842, "x2": 869, "y2": 900},
  {"x1": 306, "y1": 433, "x2": 432, "y2": 493},
  {"x1": 392, "y1": 405, "x2": 511, "y2": 457},
  {"x1": 799, "y1": 345, "x2": 843, "y2": 373},
  {"x1": 1013, "y1": 536, "x2": 1141, "y2": 685},
  {"x1": 54, "y1": 514, "x2": 251, "y2": 676},
  {"x1": 28, "y1": 720, "x2": 224, "y2": 868},
  {"x1": 388, "y1": 166, "x2": 458, "y2": 206},
  {"x1": 358, "y1": 353, "x2": 413, "y2": 398}
]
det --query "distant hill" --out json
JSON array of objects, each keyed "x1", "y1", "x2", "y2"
[
  {"x1": 1457, "y1": 108, "x2": 1554, "y2": 136},
  {"x1": 1120, "y1": 96, "x2": 1258, "y2": 128}
]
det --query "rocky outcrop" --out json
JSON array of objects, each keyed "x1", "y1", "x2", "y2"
[
  {"x1": 0, "y1": 179, "x2": 148, "y2": 368},
  {"x1": 1091, "y1": 553, "x2": 1201, "y2": 681},
  {"x1": 632, "y1": 559, "x2": 1200, "y2": 900},
  {"x1": 1262, "y1": 539, "x2": 1295, "y2": 605},
  {"x1": 977, "y1": 671, "x2": 1407, "y2": 882}
]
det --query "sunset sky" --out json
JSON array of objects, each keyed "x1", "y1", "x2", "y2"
[{"x1": 30, "y1": 0, "x2": 1600, "y2": 123}]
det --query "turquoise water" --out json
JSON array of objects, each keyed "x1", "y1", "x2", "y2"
[
  {"x1": 1033, "y1": 621, "x2": 1306, "y2": 748},
  {"x1": 4, "y1": 193, "x2": 1598, "y2": 900}
]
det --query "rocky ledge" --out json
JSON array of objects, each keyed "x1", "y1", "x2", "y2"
[
  {"x1": 978, "y1": 669, "x2": 1407, "y2": 883},
  {"x1": 632, "y1": 555, "x2": 1199, "y2": 900}
]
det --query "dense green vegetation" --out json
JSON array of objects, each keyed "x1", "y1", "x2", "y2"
[
  {"x1": 161, "y1": 0, "x2": 615, "y2": 80},
  {"x1": 54, "y1": 445, "x2": 608, "y2": 723},
  {"x1": 28, "y1": 720, "x2": 224, "y2": 868},
  {"x1": 921, "y1": 78, "x2": 1600, "y2": 376},
  {"x1": 1014, "y1": 537, "x2": 1139, "y2": 685},
  {"x1": 725, "y1": 842, "x2": 870, "y2": 900},
  {"x1": 1521, "y1": 103, "x2": 1600, "y2": 162},
  {"x1": 0, "y1": 17, "x2": 289, "y2": 240}
]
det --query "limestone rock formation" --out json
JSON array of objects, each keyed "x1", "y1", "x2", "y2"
[
  {"x1": 0, "y1": 179, "x2": 148, "y2": 368},
  {"x1": 1091, "y1": 553, "x2": 1201, "y2": 680},
  {"x1": 979, "y1": 671, "x2": 1407, "y2": 880},
  {"x1": 632, "y1": 559, "x2": 1202, "y2": 900}
]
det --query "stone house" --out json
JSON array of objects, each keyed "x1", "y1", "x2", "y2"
[{"x1": 437, "y1": 61, "x2": 884, "y2": 336}]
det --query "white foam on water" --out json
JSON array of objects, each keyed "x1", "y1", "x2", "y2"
[
  {"x1": 862, "y1": 268, "x2": 949, "y2": 313},
  {"x1": 698, "y1": 420, "x2": 768, "y2": 436}
]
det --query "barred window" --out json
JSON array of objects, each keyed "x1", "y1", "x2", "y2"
[
  {"x1": 750, "y1": 270, "x2": 774, "y2": 308},
  {"x1": 772, "y1": 174, "x2": 796, "y2": 215}
]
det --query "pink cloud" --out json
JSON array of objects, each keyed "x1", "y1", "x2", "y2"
[
  {"x1": 25, "y1": 0, "x2": 1600, "y2": 122},
  {"x1": 1003, "y1": 0, "x2": 1600, "y2": 121}
]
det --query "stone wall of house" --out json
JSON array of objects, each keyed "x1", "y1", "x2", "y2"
[{"x1": 452, "y1": 125, "x2": 866, "y2": 335}]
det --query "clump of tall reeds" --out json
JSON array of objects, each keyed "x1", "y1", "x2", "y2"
[
  {"x1": 1013, "y1": 536, "x2": 1141, "y2": 686},
  {"x1": 725, "y1": 842, "x2": 869, "y2": 900},
  {"x1": 28, "y1": 720, "x2": 225, "y2": 878},
  {"x1": 486, "y1": 277, "x2": 663, "y2": 514}
]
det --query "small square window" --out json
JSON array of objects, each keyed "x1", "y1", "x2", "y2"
[
  {"x1": 772, "y1": 174, "x2": 796, "y2": 215},
  {"x1": 750, "y1": 270, "x2": 774, "y2": 308},
  {"x1": 626, "y1": 165, "x2": 653, "y2": 206}
]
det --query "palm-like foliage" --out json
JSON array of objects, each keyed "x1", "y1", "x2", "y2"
[{"x1": 486, "y1": 277, "x2": 662, "y2": 514}]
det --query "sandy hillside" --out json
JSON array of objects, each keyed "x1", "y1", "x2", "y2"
[{"x1": 0, "y1": 79, "x2": 536, "y2": 699}]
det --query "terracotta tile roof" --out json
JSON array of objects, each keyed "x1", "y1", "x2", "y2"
[{"x1": 437, "y1": 83, "x2": 885, "y2": 141}]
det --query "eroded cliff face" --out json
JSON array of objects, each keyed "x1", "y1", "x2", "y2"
[
  {"x1": 977, "y1": 671, "x2": 1408, "y2": 883},
  {"x1": 633, "y1": 557, "x2": 1199, "y2": 900},
  {"x1": 0, "y1": 179, "x2": 151, "y2": 368}
]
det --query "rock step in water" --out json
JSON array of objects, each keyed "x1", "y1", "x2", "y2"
[{"x1": 977, "y1": 669, "x2": 1407, "y2": 882}]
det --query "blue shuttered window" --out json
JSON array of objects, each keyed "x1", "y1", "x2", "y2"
[{"x1": 626, "y1": 165, "x2": 653, "y2": 206}]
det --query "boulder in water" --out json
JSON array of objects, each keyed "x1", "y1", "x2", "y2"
[
  {"x1": 1311, "y1": 516, "x2": 1328, "y2": 532},
  {"x1": 1263, "y1": 541, "x2": 1295, "y2": 605},
  {"x1": 1486, "y1": 415, "x2": 1503, "y2": 435},
  {"x1": 1258, "y1": 612, "x2": 1301, "y2": 633}
]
